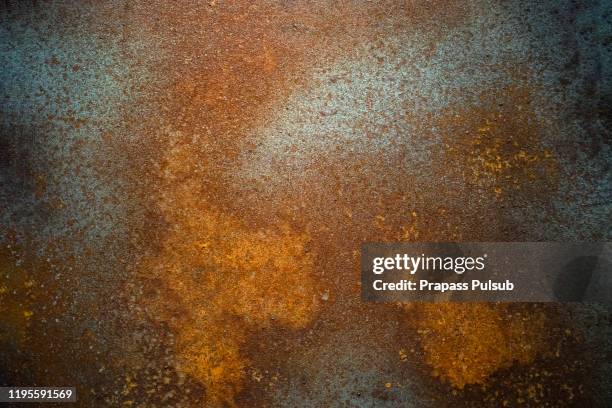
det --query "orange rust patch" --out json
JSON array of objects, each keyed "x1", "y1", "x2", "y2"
[
  {"x1": 401, "y1": 88, "x2": 558, "y2": 389},
  {"x1": 138, "y1": 136, "x2": 320, "y2": 406},
  {"x1": 409, "y1": 303, "x2": 549, "y2": 388}
]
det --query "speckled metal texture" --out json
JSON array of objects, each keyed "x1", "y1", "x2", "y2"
[{"x1": 1, "y1": 1, "x2": 610, "y2": 407}]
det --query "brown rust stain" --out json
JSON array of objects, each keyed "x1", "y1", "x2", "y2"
[
  {"x1": 0, "y1": 246, "x2": 34, "y2": 350},
  {"x1": 436, "y1": 87, "x2": 559, "y2": 199},
  {"x1": 0, "y1": 241, "x2": 104, "y2": 403}
]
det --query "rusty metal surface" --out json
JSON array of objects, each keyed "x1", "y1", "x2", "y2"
[{"x1": 1, "y1": 1, "x2": 610, "y2": 406}]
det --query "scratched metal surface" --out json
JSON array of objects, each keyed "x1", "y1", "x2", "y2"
[{"x1": 0, "y1": 1, "x2": 611, "y2": 407}]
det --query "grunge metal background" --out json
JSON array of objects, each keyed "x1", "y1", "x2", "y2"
[{"x1": 1, "y1": 1, "x2": 611, "y2": 406}]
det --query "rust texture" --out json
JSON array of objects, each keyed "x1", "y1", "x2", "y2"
[{"x1": 1, "y1": 1, "x2": 610, "y2": 407}]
